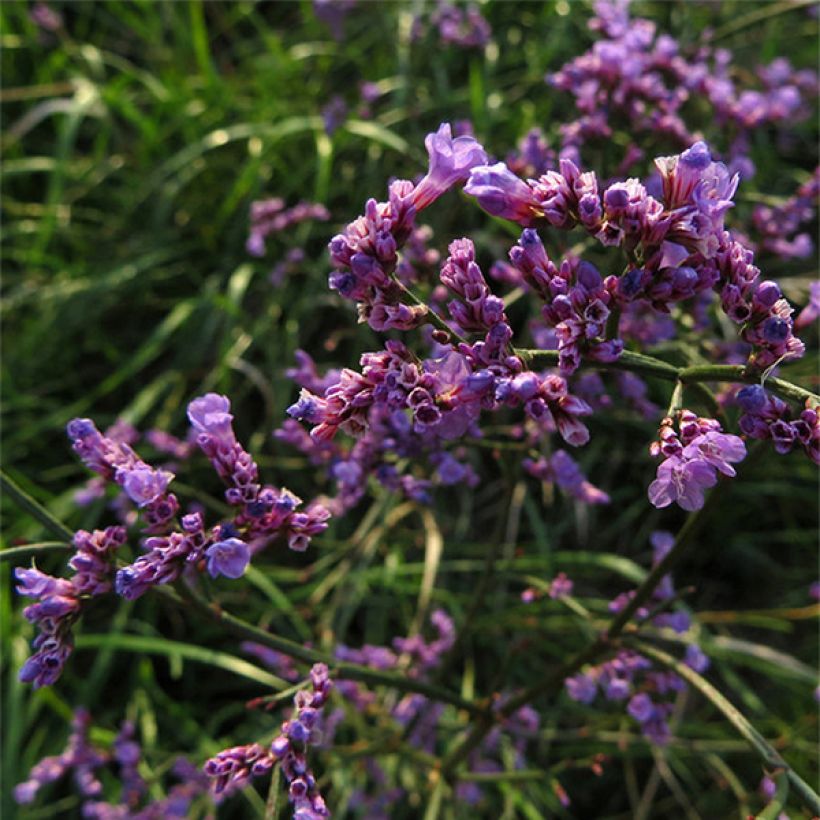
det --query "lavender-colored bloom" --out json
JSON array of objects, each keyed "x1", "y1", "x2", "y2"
[
  {"x1": 627, "y1": 693, "x2": 655, "y2": 723},
  {"x1": 565, "y1": 672, "x2": 597, "y2": 704},
  {"x1": 204, "y1": 538, "x2": 250, "y2": 579},
  {"x1": 30, "y1": 1, "x2": 63, "y2": 31},
  {"x1": 684, "y1": 644, "x2": 709, "y2": 673},
  {"x1": 120, "y1": 466, "x2": 173, "y2": 507},
  {"x1": 648, "y1": 413, "x2": 745, "y2": 511},
  {"x1": 187, "y1": 393, "x2": 235, "y2": 441},
  {"x1": 682, "y1": 431, "x2": 746, "y2": 477},
  {"x1": 648, "y1": 453, "x2": 717, "y2": 511},
  {"x1": 464, "y1": 162, "x2": 542, "y2": 226},
  {"x1": 411, "y1": 123, "x2": 488, "y2": 210}
]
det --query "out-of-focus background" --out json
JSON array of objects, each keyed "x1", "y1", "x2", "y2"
[{"x1": 2, "y1": 2, "x2": 817, "y2": 818}]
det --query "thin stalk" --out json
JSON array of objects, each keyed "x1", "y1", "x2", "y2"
[
  {"x1": 0, "y1": 541, "x2": 72, "y2": 563},
  {"x1": 606, "y1": 488, "x2": 722, "y2": 640},
  {"x1": 393, "y1": 279, "x2": 468, "y2": 346},
  {"x1": 1, "y1": 470, "x2": 75, "y2": 541},
  {"x1": 518, "y1": 350, "x2": 819, "y2": 406},
  {"x1": 158, "y1": 585, "x2": 486, "y2": 717},
  {"x1": 626, "y1": 639, "x2": 818, "y2": 817},
  {"x1": 439, "y1": 636, "x2": 608, "y2": 778}
]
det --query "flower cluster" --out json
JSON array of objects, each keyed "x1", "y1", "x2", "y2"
[
  {"x1": 429, "y1": 2, "x2": 491, "y2": 49},
  {"x1": 737, "y1": 385, "x2": 819, "y2": 464},
  {"x1": 16, "y1": 526, "x2": 126, "y2": 688},
  {"x1": 465, "y1": 138, "x2": 807, "y2": 374},
  {"x1": 15, "y1": 709, "x2": 209, "y2": 817},
  {"x1": 246, "y1": 198, "x2": 330, "y2": 258},
  {"x1": 114, "y1": 393, "x2": 330, "y2": 600},
  {"x1": 328, "y1": 122, "x2": 487, "y2": 330},
  {"x1": 15, "y1": 393, "x2": 332, "y2": 689},
  {"x1": 550, "y1": 0, "x2": 817, "y2": 172},
  {"x1": 67, "y1": 418, "x2": 178, "y2": 531},
  {"x1": 508, "y1": 232, "x2": 622, "y2": 373},
  {"x1": 204, "y1": 663, "x2": 333, "y2": 819},
  {"x1": 566, "y1": 532, "x2": 709, "y2": 744},
  {"x1": 648, "y1": 410, "x2": 746, "y2": 512},
  {"x1": 751, "y1": 168, "x2": 819, "y2": 260},
  {"x1": 523, "y1": 450, "x2": 610, "y2": 505}
]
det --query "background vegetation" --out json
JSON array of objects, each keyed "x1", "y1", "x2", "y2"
[{"x1": 2, "y1": 1, "x2": 817, "y2": 818}]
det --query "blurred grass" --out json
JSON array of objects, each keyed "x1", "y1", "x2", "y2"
[{"x1": 1, "y1": 1, "x2": 818, "y2": 818}]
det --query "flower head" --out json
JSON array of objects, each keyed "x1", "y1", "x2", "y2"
[
  {"x1": 411, "y1": 123, "x2": 488, "y2": 210},
  {"x1": 204, "y1": 538, "x2": 250, "y2": 579}
]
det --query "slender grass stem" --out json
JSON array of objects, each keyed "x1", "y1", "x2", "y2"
[
  {"x1": 625, "y1": 639, "x2": 818, "y2": 817},
  {"x1": 159, "y1": 585, "x2": 486, "y2": 717}
]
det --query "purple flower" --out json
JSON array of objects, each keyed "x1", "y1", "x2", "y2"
[
  {"x1": 120, "y1": 466, "x2": 173, "y2": 507},
  {"x1": 464, "y1": 162, "x2": 542, "y2": 225},
  {"x1": 187, "y1": 393, "x2": 235, "y2": 440},
  {"x1": 682, "y1": 431, "x2": 746, "y2": 477},
  {"x1": 565, "y1": 672, "x2": 597, "y2": 704},
  {"x1": 204, "y1": 538, "x2": 250, "y2": 579},
  {"x1": 684, "y1": 644, "x2": 709, "y2": 673},
  {"x1": 648, "y1": 454, "x2": 717, "y2": 512},
  {"x1": 411, "y1": 123, "x2": 488, "y2": 210},
  {"x1": 627, "y1": 693, "x2": 655, "y2": 723}
]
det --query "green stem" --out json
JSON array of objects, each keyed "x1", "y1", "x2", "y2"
[
  {"x1": 626, "y1": 639, "x2": 818, "y2": 817},
  {"x1": 439, "y1": 636, "x2": 608, "y2": 778},
  {"x1": 606, "y1": 495, "x2": 719, "y2": 640},
  {"x1": 666, "y1": 381, "x2": 684, "y2": 418},
  {"x1": 442, "y1": 464, "x2": 743, "y2": 779},
  {"x1": 159, "y1": 585, "x2": 485, "y2": 717},
  {"x1": 0, "y1": 541, "x2": 72, "y2": 563},
  {"x1": 264, "y1": 763, "x2": 282, "y2": 820},
  {"x1": 393, "y1": 279, "x2": 468, "y2": 345},
  {"x1": 1, "y1": 470, "x2": 75, "y2": 541},
  {"x1": 517, "y1": 350, "x2": 819, "y2": 406}
]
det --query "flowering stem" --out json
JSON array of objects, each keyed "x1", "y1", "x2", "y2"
[
  {"x1": 625, "y1": 639, "x2": 819, "y2": 817},
  {"x1": 439, "y1": 637, "x2": 609, "y2": 779},
  {"x1": 517, "y1": 350, "x2": 819, "y2": 405},
  {"x1": 606, "y1": 488, "x2": 721, "y2": 640},
  {"x1": 442, "y1": 452, "x2": 755, "y2": 779},
  {"x1": 392, "y1": 278, "x2": 468, "y2": 345},
  {"x1": 756, "y1": 770, "x2": 789, "y2": 820},
  {"x1": 264, "y1": 763, "x2": 283, "y2": 820},
  {"x1": 159, "y1": 585, "x2": 486, "y2": 717}
]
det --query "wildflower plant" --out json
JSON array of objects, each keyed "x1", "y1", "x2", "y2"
[{"x1": 4, "y1": 1, "x2": 818, "y2": 818}]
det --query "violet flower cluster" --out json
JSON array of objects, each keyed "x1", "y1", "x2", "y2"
[
  {"x1": 737, "y1": 386, "x2": 819, "y2": 464},
  {"x1": 247, "y1": 198, "x2": 330, "y2": 258},
  {"x1": 328, "y1": 122, "x2": 487, "y2": 330},
  {"x1": 16, "y1": 526, "x2": 126, "y2": 688},
  {"x1": 566, "y1": 532, "x2": 709, "y2": 745},
  {"x1": 204, "y1": 663, "x2": 332, "y2": 819},
  {"x1": 465, "y1": 139, "x2": 806, "y2": 373},
  {"x1": 278, "y1": 122, "x2": 815, "y2": 522},
  {"x1": 428, "y1": 2, "x2": 491, "y2": 49},
  {"x1": 15, "y1": 709, "x2": 209, "y2": 817},
  {"x1": 112, "y1": 393, "x2": 330, "y2": 600},
  {"x1": 15, "y1": 394, "x2": 331, "y2": 689},
  {"x1": 751, "y1": 168, "x2": 820, "y2": 261},
  {"x1": 550, "y1": 0, "x2": 817, "y2": 173},
  {"x1": 523, "y1": 450, "x2": 609, "y2": 505},
  {"x1": 648, "y1": 410, "x2": 746, "y2": 512}
]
